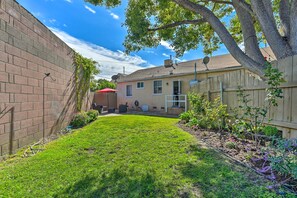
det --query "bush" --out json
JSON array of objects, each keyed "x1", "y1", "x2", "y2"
[
  {"x1": 70, "y1": 112, "x2": 89, "y2": 128},
  {"x1": 179, "y1": 111, "x2": 193, "y2": 122},
  {"x1": 263, "y1": 126, "x2": 279, "y2": 136},
  {"x1": 185, "y1": 92, "x2": 228, "y2": 130},
  {"x1": 188, "y1": 92, "x2": 206, "y2": 114},
  {"x1": 87, "y1": 110, "x2": 99, "y2": 122}
]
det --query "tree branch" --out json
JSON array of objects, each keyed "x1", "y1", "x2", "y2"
[
  {"x1": 148, "y1": 19, "x2": 206, "y2": 31},
  {"x1": 233, "y1": 0, "x2": 265, "y2": 64},
  {"x1": 198, "y1": 0, "x2": 233, "y2": 5},
  {"x1": 232, "y1": 0, "x2": 253, "y2": 16},
  {"x1": 172, "y1": 0, "x2": 266, "y2": 77},
  {"x1": 250, "y1": 0, "x2": 292, "y2": 59},
  {"x1": 290, "y1": 0, "x2": 297, "y2": 53},
  {"x1": 263, "y1": 0, "x2": 274, "y2": 21},
  {"x1": 279, "y1": 0, "x2": 290, "y2": 39}
]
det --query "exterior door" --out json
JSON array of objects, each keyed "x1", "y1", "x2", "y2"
[{"x1": 173, "y1": 80, "x2": 181, "y2": 107}]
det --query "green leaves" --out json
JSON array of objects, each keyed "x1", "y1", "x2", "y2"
[
  {"x1": 186, "y1": 92, "x2": 228, "y2": 130},
  {"x1": 90, "y1": 79, "x2": 116, "y2": 92},
  {"x1": 234, "y1": 63, "x2": 284, "y2": 134},
  {"x1": 85, "y1": 0, "x2": 121, "y2": 8},
  {"x1": 74, "y1": 52, "x2": 100, "y2": 111},
  {"x1": 122, "y1": 0, "x2": 233, "y2": 57}
]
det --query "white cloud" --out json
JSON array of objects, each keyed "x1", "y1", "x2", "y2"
[
  {"x1": 49, "y1": 19, "x2": 56, "y2": 24},
  {"x1": 84, "y1": 5, "x2": 96, "y2": 14},
  {"x1": 162, "y1": 53, "x2": 170, "y2": 58},
  {"x1": 64, "y1": 0, "x2": 72, "y2": 3},
  {"x1": 49, "y1": 27, "x2": 155, "y2": 79},
  {"x1": 146, "y1": 50, "x2": 156, "y2": 55},
  {"x1": 32, "y1": 12, "x2": 42, "y2": 17},
  {"x1": 175, "y1": 58, "x2": 187, "y2": 62},
  {"x1": 160, "y1": 40, "x2": 174, "y2": 51},
  {"x1": 110, "y1": 12, "x2": 119, "y2": 20}
]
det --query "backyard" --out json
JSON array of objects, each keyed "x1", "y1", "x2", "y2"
[{"x1": 0, "y1": 115, "x2": 278, "y2": 197}]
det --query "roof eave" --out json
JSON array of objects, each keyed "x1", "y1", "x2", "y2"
[{"x1": 117, "y1": 65, "x2": 243, "y2": 83}]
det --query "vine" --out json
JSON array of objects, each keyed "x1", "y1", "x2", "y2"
[{"x1": 74, "y1": 52, "x2": 99, "y2": 111}]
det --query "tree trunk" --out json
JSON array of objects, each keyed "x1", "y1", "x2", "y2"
[
  {"x1": 172, "y1": 0, "x2": 265, "y2": 76},
  {"x1": 290, "y1": 0, "x2": 297, "y2": 54},
  {"x1": 263, "y1": 0, "x2": 274, "y2": 23},
  {"x1": 279, "y1": 0, "x2": 290, "y2": 39},
  {"x1": 250, "y1": 0, "x2": 293, "y2": 59},
  {"x1": 233, "y1": 0, "x2": 265, "y2": 65}
]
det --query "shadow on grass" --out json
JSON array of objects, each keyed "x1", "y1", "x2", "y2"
[
  {"x1": 54, "y1": 146, "x2": 271, "y2": 197},
  {"x1": 181, "y1": 145, "x2": 270, "y2": 197},
  {"x1": 54, "y1": 169, "x2": 168, "y2": 197}
]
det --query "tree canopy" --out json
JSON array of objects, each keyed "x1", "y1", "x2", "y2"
[
  {"x1": 85, "y1": 0, "x2": 297, "y2": 77},
  {"x1": 90, "y1": 79, "x2": 116, "y2": 92}
]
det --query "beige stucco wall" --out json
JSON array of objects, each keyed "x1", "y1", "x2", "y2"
[{"x1": 116, "y1": 68, "x2": 239, "y2": 112}]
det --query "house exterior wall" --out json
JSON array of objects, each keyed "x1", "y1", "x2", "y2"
[
  {"x1": 0, "y1": 0, "x2": 82, "y2": 158},
  {"x1": 116, "y1": 69, "x2": 237, "y2": 112},
  {"x1": 117, "y1": 74, "x2": 193, "y2": 111}
]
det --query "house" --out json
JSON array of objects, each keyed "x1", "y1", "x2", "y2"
[{"x1": 116, "y1": 48, "x2": 274, "y2": 114}]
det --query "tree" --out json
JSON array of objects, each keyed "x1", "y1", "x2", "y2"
[
  {"x1": 90, "y1": 79, "x2": 116, "y2": 92},
  {"x1": 86, "y1": 0, "x2": 297, "y2": 77}
]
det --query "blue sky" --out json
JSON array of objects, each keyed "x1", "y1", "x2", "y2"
[{"x1": 17, "y1": 0, "x2": 229, "y2": 79}]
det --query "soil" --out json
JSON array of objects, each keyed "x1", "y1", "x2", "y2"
[{"x1": 178, "y1": 121, "x2": 297, "y2": 195}]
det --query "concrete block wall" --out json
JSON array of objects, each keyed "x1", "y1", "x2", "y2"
[{"x1": 0, "y1": 0, "x2": 78, "y2": 157}]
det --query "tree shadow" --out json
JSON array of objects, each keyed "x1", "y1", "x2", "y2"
[
  {"x1": 180, "y1": 145, "x2": 269, "y2": 197},
  {"x1": 54, "y1": 168, "x2": 168, "y2": 197}
]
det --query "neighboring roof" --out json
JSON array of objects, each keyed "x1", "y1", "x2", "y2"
[{"x1": 118, "y1": 47, "x2": 275, "y2": 82}]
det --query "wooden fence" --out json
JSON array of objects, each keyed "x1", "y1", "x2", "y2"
[{"x1": 191, "y1": 55, "x2": 297, "y2": 138}]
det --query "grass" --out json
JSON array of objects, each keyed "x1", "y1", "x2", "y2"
[{"x1": 0, "y1": 115, "x2": 277, "y2": 197}]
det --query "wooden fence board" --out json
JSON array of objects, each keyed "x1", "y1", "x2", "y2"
[
  {"x1": 282, "y1": 56, "x2": 293, "y2": 82},
  {"x1": 191, "y1": 57, "x2": 297, "y2": 137},
  {"x1": 283, "y1": 88, "x2": 292, "y2": 122},
  {"x1": 291, "y1": 87, "x2": 297, "y2": 124},
  {"x1": 293, "y1": 55, "x2": 297, "y2": 81}
]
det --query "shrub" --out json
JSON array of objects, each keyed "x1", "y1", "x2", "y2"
[
  {"x1": 234, "y1": 63, "x2": 284, "y2": 135},
  {"x1": 87, "y1": 110, "x2": 99, "y2": 123},
  {"x1": 188, "y1": 92, "x2": 206, "y2": 115},
  {"x1": 70, "y1": 112, "x2": 89, "y2": 128},
  {"x1": 187, "y1": 117, "x2": 199, "y2": 127},
  {"x1": 269, "y1": 138, "x2": 297, "y2": 180},
  {"x1": 183, "y1": 93, "x2": 228, "y2": 130},
  {"x1": 252, "y1": 138, "x2": 297, "y2": 190},
  {"x1": 204, "y1": 97, "x2": 228, "y2": 130},
  {"x1": 179, "y1": 111, "x2": 193, "y2": 122},
  {"x1": 263, "y1": 126, "x2": 279, "y2": 137}
]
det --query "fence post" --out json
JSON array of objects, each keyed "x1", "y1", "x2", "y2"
[
  {"x1": 207, "y1": 78, "x2": 211, "y2": 101},
  {"x1": 220, "y1": 81, "x2": 223, "y2": 103}
]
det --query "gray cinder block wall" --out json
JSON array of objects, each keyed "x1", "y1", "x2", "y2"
[{"x1": 0, "y1": 0, "x2": 79, "y2": 157}]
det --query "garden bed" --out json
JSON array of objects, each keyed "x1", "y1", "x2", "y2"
[{"x1": 178, "y1": 122, "x2": 297, "y2": 195}]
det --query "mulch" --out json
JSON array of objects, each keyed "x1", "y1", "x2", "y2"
[{"x1": 178, "y1": 122, "x2": 297, "y2": 195}]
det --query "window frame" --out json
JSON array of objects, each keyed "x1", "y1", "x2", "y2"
[
  {"x1": 136, "y1": 82, "x2": 144, "y2": 89},
  {"x1": 126, "y1": 85, "x2": 132, "y2": 97},
  {"x1": 153, "y1": 80, "x2": 162, "y2": 95}
]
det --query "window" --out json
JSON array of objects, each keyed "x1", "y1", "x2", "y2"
[
  {"x1": 153, "y1": 80, "x2": 162, "y2": 94},
  {"x1": 137, "y1": 82, "x2": 144, "y2": 89},
  {"x1": 126, "y1": 85, "x2": 132, "y2": 96}
]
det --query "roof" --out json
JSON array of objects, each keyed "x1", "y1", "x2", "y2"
[{"x1": 117, "y1": 47, "x2": 275, "y2": 82}]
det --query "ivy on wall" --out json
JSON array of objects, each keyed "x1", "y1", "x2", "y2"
[{"x1": 73, "y1": 52, "x2": 100, "y2": 111}]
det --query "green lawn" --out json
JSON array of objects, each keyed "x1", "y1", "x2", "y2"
[{"x1": 0, "y1": 115, "x2": 276, "y2": 197}]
